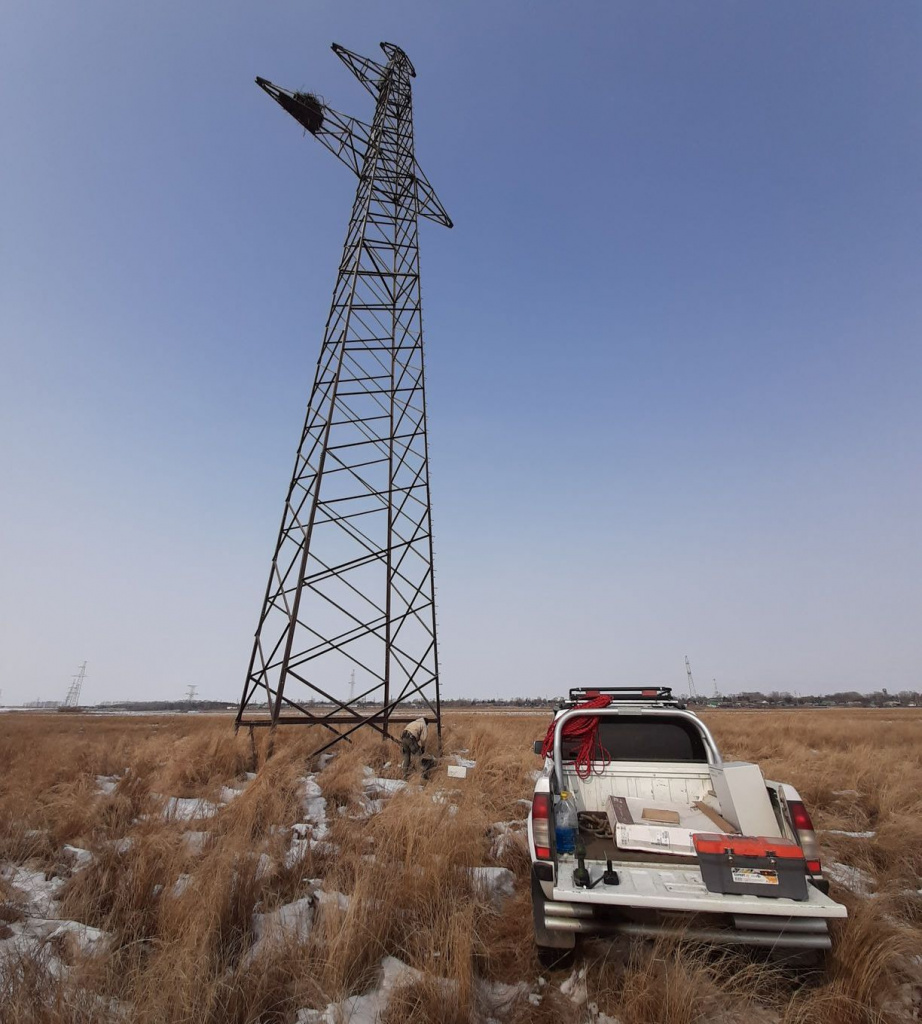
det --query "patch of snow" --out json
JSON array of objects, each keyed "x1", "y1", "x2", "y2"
[
  {"x1": 181, "y1": 831, "x2": 210, "y2": 854},
  {"x1": 112, "y1": 838, "x2": 133, "y2": 854},
  {"x1": 159, "y1": 796, "x2": 220, "y2": 821},
  {"x1": 470, "y1": 867, "x2": 516, "y2": 902},
  {"x1": 489, "y1": 820, "x2": 527, "y2": 859},
  {"x1": 309, "y1": 840, "x2": 339, "y2": 856},
  {"x1": 0, "y1": 916, "x2": 110, "y2": 968},
  {"x1": 219, "y1": 786, "x2": 241, "y2": 803},
  {"x1": 95, "y1": 775, "x2": 119, "y2": 795},
  {"x1": 317, "y1": 751, "x2": 336, "y2": 770},
  {"x1": 477, "y1": 977, "x2": 528, "y2": 1015},
  {"x1": 295, "y1": 955, "x2": 451, "y2": 1024},
  {"x1": 244, "y1": 771, "x2": 258, "y2": 782},
  {"x1": 47, "y1": 919, "x2": 110, "y2": 956},
  {"x1": 451, "y1": 756, "x2": 477, "y2": 769},
  {"x1": 1, "y1": 864, "x2": 65, "y2": 918},
  {"x1": 826, "y1": 861, "x2": 875, "y2": 896},
  {"x1": 825, "y1": 830, "x2": 877, "y2": 839},
  {"x1": 362, "y1": 776, "x2": 407, "y2": 798},
  {"x1": 560, "y1": 966, "x2": 588, "y2": 1006},
  {"x1": 254, "y1": 853, "x2": 273, "y2": 880},
  {"x1": 316, "y1": 889, "x2": 351, "y2": 911},
  {"x1": 285, "y1": 838, "x2": 310, "y2": 869},
  {"x1": 169, "y1": 874, "x2": 193, "y2": 898},
  {"x1": 62, "y1": 845, "x2": 93, "y2": 870},
  {"x1": 362, "y1": 765, "x2": 375, "y2": 778},
  {"x1": 248, "y1": 897, "x2": 314, "y2": 963},
  {"x1": 300, "y1": 776, "x2": 329, "y2": 839}
]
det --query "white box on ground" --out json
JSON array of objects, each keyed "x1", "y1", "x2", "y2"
[
  {"x1": 708, "y1": 761, "x2": 781, "y2": 837},
  {"x1": 446, "y1": 764, "x2": 468, "y2": 779}
]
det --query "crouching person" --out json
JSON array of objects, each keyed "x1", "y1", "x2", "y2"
[{"x1": 400, "y1": 717, "x2": 435, "y2": 780}]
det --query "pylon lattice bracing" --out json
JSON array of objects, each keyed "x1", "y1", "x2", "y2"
[{"x1": 236, "y1": 43, "x2": 450, "y2": 756}]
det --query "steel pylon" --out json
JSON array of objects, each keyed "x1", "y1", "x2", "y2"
[{"x1": 236, "y1": 42, "x2": 450, "y2": 756}]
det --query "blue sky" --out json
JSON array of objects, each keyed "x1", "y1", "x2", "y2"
[{"x1": 1, "y1": 1, "x2": 919, "y2": 704}]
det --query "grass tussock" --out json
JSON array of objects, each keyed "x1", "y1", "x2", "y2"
[{"x1": 0, "y1": 708, "x2": 919, "y2": 1022}]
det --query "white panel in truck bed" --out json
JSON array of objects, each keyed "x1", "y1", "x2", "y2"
[{"x1": 708, "y1": 762, "x2": 781, "y2": 837}]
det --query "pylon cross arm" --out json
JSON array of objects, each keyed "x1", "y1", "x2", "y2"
[{"x1": 255, "y1": 42, "x2": 451, "y2": 229}]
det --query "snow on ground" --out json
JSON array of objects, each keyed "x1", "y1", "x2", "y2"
[
  {"x1": 159, "y1": 796, "x2": 221, "y2": 821},
  {"x1": 470, "y1": 867, "x2": 516, "y2": 902},
  {"x1": 300, "y1": 776, "x2": 328, "y2": 839},
  {"x1": 95, "y1": 775, "x2": 120, "y2": 795},
  {"x1": 451, "y1": 756, "x2": 477, "y2": 769},
  {"x1": 825, "y1": 829, "x2": 877, "y2": 839},
  {"x1": 560, "y1": 967, "x2": 621, "y2": 1023},
  {"x1": 181, "y1": 831, "x2": 210, "y2": 854},
  {"x1": 295, "y1": 955, "x2": 528, "y2": 1024},
  {"x1": 1, "y1": 864, "x2": 65, "y2": 918},
  {"x1": 488, "y1": 820, "x2": 527, "y2": 859},
  {"x1": 62, "y1": 845, "x2": 93, "y2": 869},
  {"x1": 826, "y1": 861, "x2": 876, "y2": 895},
  {"x1": 362, "y1": 776, "x2": 407, "y2": 798}
]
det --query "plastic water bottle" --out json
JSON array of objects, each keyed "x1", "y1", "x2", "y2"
[{"x1": 555, "y1": 791, "x2": 578, "y2": 854}]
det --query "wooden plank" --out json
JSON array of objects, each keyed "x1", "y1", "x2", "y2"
[{"x1": 693, "y1": 800, "x2": 737, "y2": 834}]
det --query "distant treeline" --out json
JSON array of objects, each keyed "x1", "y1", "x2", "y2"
[{"x1": 19, "y1": 690, "x2": 919, "y2": 712}]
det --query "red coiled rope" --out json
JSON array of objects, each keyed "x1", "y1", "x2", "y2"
[{"x1": 540, "y1": 692, "x2": 612, "y2": 779}]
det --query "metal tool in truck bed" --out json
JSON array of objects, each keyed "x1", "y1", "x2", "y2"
[{"x1": 527, "y1": 687, "x2": 846, "y2": 960}]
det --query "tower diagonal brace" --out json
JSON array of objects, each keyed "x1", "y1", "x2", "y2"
[{"x1": 236, "y1": 42, "x2": 451, "y2": 759}]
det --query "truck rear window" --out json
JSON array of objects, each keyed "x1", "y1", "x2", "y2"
[{"x1": 561, "y1": 715, "x2": 707, "y2": 762}]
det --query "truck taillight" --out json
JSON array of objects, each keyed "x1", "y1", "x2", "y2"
[
  {"x1": 532, "y1": 792, "x2": 552, "y2": 860},
  {"x1": 788, "y1": 800, "x2": 822, "y2": 875}
]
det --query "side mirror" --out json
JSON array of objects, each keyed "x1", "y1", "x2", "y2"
[{"x1": 533, "y1": 740, "x2": 544, "y2": 756}]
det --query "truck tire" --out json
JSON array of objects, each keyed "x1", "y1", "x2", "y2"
[{"x1": 531, "y1": 868, "x2": 575, "y2": 969}]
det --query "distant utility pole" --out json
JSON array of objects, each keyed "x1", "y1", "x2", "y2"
[
  {"x1": 684, "y1": 656, "x2": 698, "y2": 699},
  {"x1": 712, "y1": 678, "x2": 720, "y2": 699},
  {"x1": 186, "y1": 684, "x2": 197, "y2": 703},
  {"x1": 63, "y1": 662, "x2": 87, "y2": 708}
]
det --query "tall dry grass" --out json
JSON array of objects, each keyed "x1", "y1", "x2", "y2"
[{"x1": 0, "y1": 708, "x2": 919, "y2": 1023}]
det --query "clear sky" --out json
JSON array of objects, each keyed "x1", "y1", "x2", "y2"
[{"x1": 1, "y1": 1, "x2": 919, "y2": 705}]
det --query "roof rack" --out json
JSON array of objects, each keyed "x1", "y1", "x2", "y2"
[{"x1": 564, "y1": 686, "x2": 681, "y2": 708}]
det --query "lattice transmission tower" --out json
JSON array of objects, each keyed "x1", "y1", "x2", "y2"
[
  {"x1": 235, "y1": 42, "x2": 451, "y2": 757},
  {"x1": 63, "y1": 661, "x2": 87, "y2": 708}
]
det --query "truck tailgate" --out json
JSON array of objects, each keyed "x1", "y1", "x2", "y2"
[{"x1": 553, "y1": 858, "x2": 847, "y2": 919}]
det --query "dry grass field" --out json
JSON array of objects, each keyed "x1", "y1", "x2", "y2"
[{"x1": 1, "y1": 708, "x2": 920, "y2": 1023}]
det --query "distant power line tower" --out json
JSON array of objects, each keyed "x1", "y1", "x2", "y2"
[
  {"x1": 684, "y1": 656, "x2": 698, "y2": 699},
  {"x1": 235, "y1": 42, "x2": 451, "y2": 757},
  {"x1": 63, "y1": 661, "x2": 87, "y2": 708},
  {"x1": 186, "y1": 685, "x2": 197, "y2": 703}
]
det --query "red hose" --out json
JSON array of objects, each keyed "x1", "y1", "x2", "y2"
[{"x1": 540, "y1": 693, "x2": 612, "y2": 779}]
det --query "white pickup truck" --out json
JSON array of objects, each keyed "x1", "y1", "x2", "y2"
[{"x1": 528, "y1": 687, "x2": 846, "y2": 964}]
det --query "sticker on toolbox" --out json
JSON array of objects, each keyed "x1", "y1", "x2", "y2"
[{"x1": 731, "y1": 867, "x2": 779, "y2": 885}]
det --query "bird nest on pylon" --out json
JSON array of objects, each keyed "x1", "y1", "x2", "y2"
[{"x1": 279, "y1": 91, "x2": 324, "y2": 134}]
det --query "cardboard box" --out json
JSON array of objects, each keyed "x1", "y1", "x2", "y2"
[
  {"x1": 614, "y1": 822, "x2": 697, "y2": 856},
  {"x1": 641, "y1": 807, "x2": 681, "y2": 825}
]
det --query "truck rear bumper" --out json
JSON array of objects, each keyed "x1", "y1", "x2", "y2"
[{"x1": 541, "y1": 902, "x2": 832, "y2": 949}]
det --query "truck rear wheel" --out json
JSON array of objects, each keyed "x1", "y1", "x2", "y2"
[{"x1": 531, "y1": 868, "x2": 575, "y2": 969}]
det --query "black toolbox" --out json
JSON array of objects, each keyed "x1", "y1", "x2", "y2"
[{"x1": 693, "y1": 833, "x2": 809, "y2": 901}]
